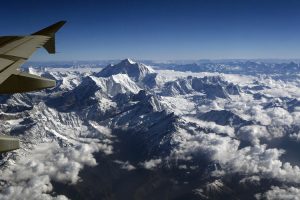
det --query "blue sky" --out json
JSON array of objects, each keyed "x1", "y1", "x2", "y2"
[{"x1": 1, "y1": 0, "x2": 300, "y2": 61}]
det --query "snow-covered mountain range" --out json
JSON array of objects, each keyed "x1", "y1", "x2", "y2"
[{"x1": 1, "y1": 59, "x2": 300, "y2": 199}]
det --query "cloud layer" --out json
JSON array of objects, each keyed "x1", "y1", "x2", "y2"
[{"x1": 0, "y1": 142, "x2": 103, "y2": 200}]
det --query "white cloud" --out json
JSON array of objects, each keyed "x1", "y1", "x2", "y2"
[
  {"x1": 170, "y1": 129, "x2": 239, "y2": 163},
  {"x1": 248, "y1": 105, "x2": 272, "y2": 126},
  {"x1": 170, "y1": 127, "x2": 300, "y2": 184},
  {"x1": 114, "y1": 160, "x2": 136, "y2": 171},
  {"x1": 97, "y1": 141, "x2": 114, "y2": 155},
  {"x1": 227, "y1": 144, "x2": 300, "y2": 184},
  {"x1": 256, "y1": 186, "x2": 300, "y2": 200},
  {"x1": 182, "y1": 117, "x2": 235, "y2": 137},
  {"x1": 0, "y1": 141, "x2": 103, "y2": 200},
  {"x1": 0, "y1": 176, "x2": 69, "y2": 200},
  {"x1": 140, "y1": 158, "x2": 162, "y2": 170},
  {"x1": 292, "y1": 112, "x2": 300, "y2": 126},
  {"x1": 289, "y1": 132, "x2": 300, "y2": 141},
  {"x1": 239, "y1": 176, "x2": 261, "y2": 185},
  {"x1": 266, "y1": 107, "x2": 293, "y2": 127},
  {"x1": 237, "y1": 125, "x2": 270, "y2": 145}
]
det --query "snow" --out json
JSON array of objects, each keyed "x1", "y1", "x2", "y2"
[
  {"x1": 126, "y1": 58, "x2": 136, "y2": 64},
  {"x1": 3, "y1": 59, "x2": 300, "y2": 199},
  {"x1": 91, "y1": 74, "x2": 141, "y2": 96},
  {"x1": 44, "y1": 126, "x2": 70, "y2": 141},
  {"x1": 161, "y1": 95, "x2": 196, "y2": 115}
]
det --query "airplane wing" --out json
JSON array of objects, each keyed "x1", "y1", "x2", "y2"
[
  {"x1": 0, "y1": 21, "x2": 66, "y2": 93},
  {"x1": 0, "y1": 21, "x2": 66, "y2": 153}
]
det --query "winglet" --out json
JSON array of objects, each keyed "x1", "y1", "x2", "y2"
[
  {"x1": 32, "y1": 21, "x2": 66, "y2": 36},
  {"x1": 32, "y1": 21, "x2": 66, "y2": 54}
]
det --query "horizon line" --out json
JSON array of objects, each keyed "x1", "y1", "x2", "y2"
[{"x1": 28, "y1": 58, "x2": 300, "y2": 63}]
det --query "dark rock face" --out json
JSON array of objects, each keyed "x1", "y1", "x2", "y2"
[
  {"x1": 198, "y1": 110, "x2": 252, "y2": 128},
  {"x1": 46, "y1": 76, "x2": 100, "y2": 112}
]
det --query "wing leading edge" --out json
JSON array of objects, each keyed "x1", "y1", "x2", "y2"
[{"x1": 0, "y1": 21, "x2": 66, "y2": 153}]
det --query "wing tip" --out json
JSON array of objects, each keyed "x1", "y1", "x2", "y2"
[
  {"x1": 32, "y1": 21, "x2": 66, "y2": 54},
  {"x1": 32, "y1": 20, "x2": 67, "y2": 36}
]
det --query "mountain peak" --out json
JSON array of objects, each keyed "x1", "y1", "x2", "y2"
[
  {"x1": 120, "y1": 58, "x2": 136, "y2": 65},
  {"x1": 97, "y1": 58, "x2": 155, "y2": 81}
]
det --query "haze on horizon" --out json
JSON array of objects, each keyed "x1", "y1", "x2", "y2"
[{"x1": 2, "y1": 0, "x2": 300, "y2": 61}]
